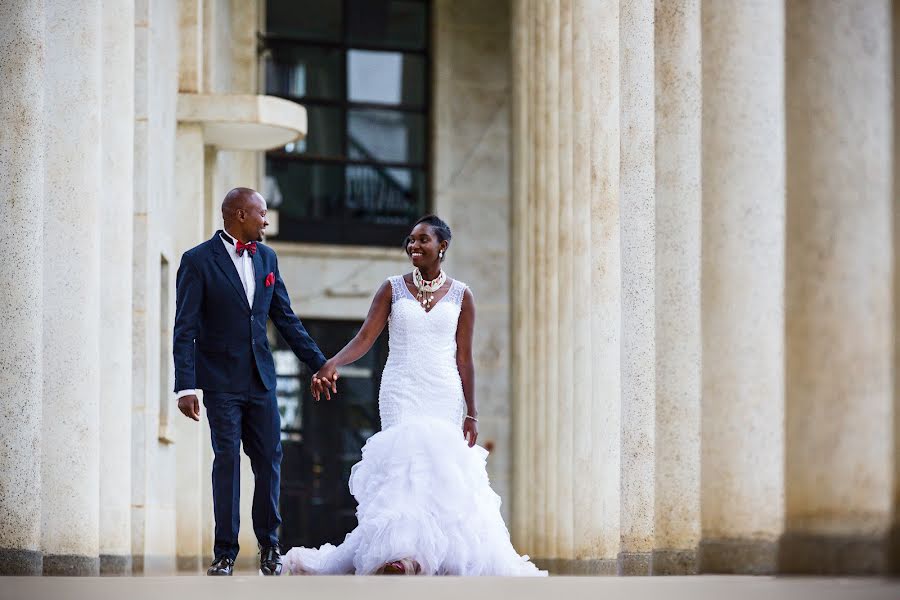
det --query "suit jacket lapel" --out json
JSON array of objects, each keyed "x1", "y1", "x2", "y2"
[
  {"x1": 211, "y1": 232, "x2": 251, "y2": 310},
  {"x1": 250, "y1": 249, "x2": 264, "y2": 311}
]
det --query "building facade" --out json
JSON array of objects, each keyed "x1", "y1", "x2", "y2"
[{"x1": 0, "y1": 0, "x2": 897, "y2": 577}]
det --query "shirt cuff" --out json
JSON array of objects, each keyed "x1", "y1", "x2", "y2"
[{"x1": 176, "y1": 389, "x2": 197, "y2": 399}]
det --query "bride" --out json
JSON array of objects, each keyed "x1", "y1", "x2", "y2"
[{"x1": 284, "y1": 215, "x2": 545, "y2": 576}]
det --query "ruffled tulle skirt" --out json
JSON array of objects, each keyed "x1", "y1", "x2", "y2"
[{"x1": 283, "y1": 415, "x2": 545, "y2": 576}]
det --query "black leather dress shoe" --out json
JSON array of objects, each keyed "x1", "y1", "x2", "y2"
[
  {"x1": 207, "y1": 556, "x2": 234, "y2": 576},
  {"x1": 259, "y1": 545, "x2": 283, "y2": 576}
]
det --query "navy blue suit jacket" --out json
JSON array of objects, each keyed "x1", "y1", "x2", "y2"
[{"x1": 173, "y1": 231, "x2": 326, "y2": 393}]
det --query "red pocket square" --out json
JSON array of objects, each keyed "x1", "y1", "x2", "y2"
[{"x1": 265, "y1": 272, "x2": 275, "y2": 287}]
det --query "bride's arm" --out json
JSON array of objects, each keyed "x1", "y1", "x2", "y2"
[
  {"x1": 456, "y1": 288, "x2": 478, "y2": 447},
  {"x1": 311, "y1": 280, "x2": 392, "y2": 400}
]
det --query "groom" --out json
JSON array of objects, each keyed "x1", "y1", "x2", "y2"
[{"x1": 173, "y1": 187, "x2": 333, "y2": 576}]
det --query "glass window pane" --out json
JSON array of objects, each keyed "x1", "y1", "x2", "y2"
[
  {"x1": 348, "y1": 109, "x2": 424, "y2": 164},
  {"x1": 282, "y1": 106, "x2": 344, "y2": 158},
  {"x1": 347, "y1": 50, "x2": 425, "y2": 107},
  {"x1": 266, "y1": 0, "x2": 342, "y2": 42},
  {"x1": 347, "y1": 0, "x2": 427, "y2": 51},
  {"x1": 276, "y1": 375, "x2": 302, "y2": 431},
  {"x1": 345, "y1": 165, "x2": 426, "y2": 224},
  {"x1": 265, "y1": 159, "x2": 345, "y2": 220},
  {"x1": 264, "y1": 44, "x2": 344, "y2": 100}
]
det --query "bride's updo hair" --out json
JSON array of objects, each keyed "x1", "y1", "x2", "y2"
[{"x1": 404, "y1": 215, "x2": 452, "y2": 262}]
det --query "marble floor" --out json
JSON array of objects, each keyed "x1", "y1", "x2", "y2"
[{"x1": 0, "y1": 576, "x2": 897, "y2": 600}]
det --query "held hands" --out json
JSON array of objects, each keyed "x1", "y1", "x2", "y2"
[
  {"x1": 310, "y1": 360, "x2": 340, "y2": 401},
  {"x1": 463, "y1": 416, "x2": 478, "y2": 448},
  {"x1": 178, "y1": 394, "x2": 200, "y2": 421}
]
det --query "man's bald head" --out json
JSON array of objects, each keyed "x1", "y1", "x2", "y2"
[
  {"x1": 221, "y1": 187, "x2": 269, "y2": 242},
  {"x1": 222, "y1": 187, "x2": 262, "y2": 221}
]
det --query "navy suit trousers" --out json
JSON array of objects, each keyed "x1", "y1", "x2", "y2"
[{"x1": 204, "y1": 370, "x2": 282, "y2": 560}]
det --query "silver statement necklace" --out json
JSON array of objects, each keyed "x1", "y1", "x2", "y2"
[{"x1": 413, "y1": 267, "x2": 446, "y2": 309}]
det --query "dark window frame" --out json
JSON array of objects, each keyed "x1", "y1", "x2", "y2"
[{"x1": 261, "y1": 0, "x2": 432, "y2": 247}]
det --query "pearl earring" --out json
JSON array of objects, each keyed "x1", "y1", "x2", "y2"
[{"x1": 439, "y1": 250, "x2": 444, "y2": 259}]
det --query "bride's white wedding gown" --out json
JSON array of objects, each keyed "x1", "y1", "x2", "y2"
[{"x1": 283, "y1": 276, "x2": 545, "y2": 576}]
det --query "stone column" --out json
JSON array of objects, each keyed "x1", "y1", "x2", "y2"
[
  {"x1": 783, "y1": 0, "x2": 893, "y2": 575},
  {"x1": 570, "y1": 0, "x2": 593, "y2": 571},
  {"x1": 555, "y1": 0, "x2": 575, "y2": 563},
  {"x1": 0, "y1": 0, "x2": 45, "y2": 576},
  {"x1": 618, "y1": 0, "x2": 655, "y2": 576},
  {"x1": 700, "y1": 0, "x2": 785, "y2": 574},
  {"x1": 174, "y1": 123, "x2": 206, "y2": 571},
  {"x1": 179, "y1": 0, "x2": 204, "y2": 93},
  {"x1": 541, "y1": 0, "x2": 561, "y2": 563},
  {"x1": 222, "y1": 0, "x2": 262, "y2": 191},
  {"x1": 42, "y1": 0, "x2": 103, "y2": 576},
  {"x1": 893, "y1": 0, "x2": 900, "y2": 577},
  {"x1": 652, "y1": 0, "x2": 701, "y2": 575},
  {"x1": 523, "y1": 0, "x2": 543, "y2": 556},
  {"x1": 99, "y1": 0, "x2": 135, "y2": 575},
  {"x1": 510, "y1": 0, "x2": 531, "y2": 551},
  {"x1": 131, "y1": 0, "x2": 151, "y2": 571},
  {"x1": 530, "y1": 0, "x2": 549, "y2": 559},
  {"x1": 589, "y1": 0, "x2": 622, "y2": 573}
]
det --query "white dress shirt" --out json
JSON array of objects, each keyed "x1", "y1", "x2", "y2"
[{"x1": 176, "y1": 230, "x2": 256, "y2": 399}]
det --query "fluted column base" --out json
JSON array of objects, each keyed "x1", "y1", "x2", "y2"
[
  {"x1": 42, "y1": 554, "x2": 100, "y2": 576},
  {"x1": 617, "y1": 552, "x2": 651, "y2": 576},
  {"x1": 177, "y1": 554, "x2": 203, "y2": 573},
  {"x1": 888, "y1": 525, "x2": 900, "y2": 575},
  {"x1": 778, "y1": 532, "x2": 887, "y2": 575},
  {"x1": 99, "y1": 554, "x2": 133, "y2": 576},
  {"x1": 0, "y1": 548, "x2": 42, "y2": 576},
  {"x1": 651, "y1": 549, "x2": 698, "y2": 575},
  {"x1": 698, "y1": 538, "x2": 777, "y2": 575},
  {"x1": 533, "y1": 558, "x2": 618, "y2": 575}
]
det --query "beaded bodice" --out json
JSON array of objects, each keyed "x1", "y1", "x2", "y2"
[{"x1": 377, "y1": 275, "x2": 468, "y2": 429}]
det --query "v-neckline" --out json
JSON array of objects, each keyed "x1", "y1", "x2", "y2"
[{"x1": 402, "y1": 276, "x2": 454, "y2": 314}]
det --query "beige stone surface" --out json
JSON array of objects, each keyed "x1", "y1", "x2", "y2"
[
  {"x1": 570, "y1": 0, "x2": 594, "y2": 563},
  {"x1": 509, "y1": 0, "x2": 530, "y2": 551},
  {"x1": 784, "y1": 0, "x2": 893, "y2": 547},
  {"x1": 523, "y1": 0, "x2": 541, "y2": 555},
  {"x1": 530, "y1": 0, "x2": 549, "y2": 558},
  {"x1": 0, "y1": 0, "x2": 45, "y2": 567},
  {"x1": 542, "y1": 0, "x2": 561, "y2": 560},
  {"x1": 894, "y1": 0, "x2": 900, "y2": 568},
  {"x1": 131, "y1": 0, "x2": 180, "y2": 571},
  {"x1": 41, "y1": 0, "x2": 102, "y2": 569},
  {"x1": 652, "y1": 0, "x2": 701, "y2": 566},
  {"x1": 173, "y1": 123, "x2": 206, "y2": 565},
  {"x1": 700, "y1": 0, "x2": 785, "y2": 567},
  {"x1": 99, "y1": 0, "x2": 136, "y2": 565},
  {"x1": 618, "y1": 0, "x2": 656, "y2": 569},
  {"x1": 555, "y1": 0, "x2": 576, "y2": 561},
  {"x1": 178, "y1": 0, "x2": 203, "y2": 93},
  {"x1": 269, "y1": 245, "x2": 411, "y2": 321},
  {"x1": 588, "y1": 0, "x2": 622, "y2": 563},
  {"x1": 228, "y1": 0, "x2": 259, "y2": 95},
  {"x1": 176, "y1": 93, "x2": 307, "y2": 151}
]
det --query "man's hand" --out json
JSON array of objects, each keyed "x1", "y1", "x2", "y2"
[
  {"x1": 178, "y1": 394, "x2": 200, "y2": 421},
  {"x1": 310, "y1": 361, "x2": 339, "y2": 401},
  {"x1": 463, "y1": 417, "x2": 478, "y2": 448}
]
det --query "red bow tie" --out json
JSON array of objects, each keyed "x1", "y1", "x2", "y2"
[{"x1": 236, "y1": 240, "x2": 257, "y2": 257}]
